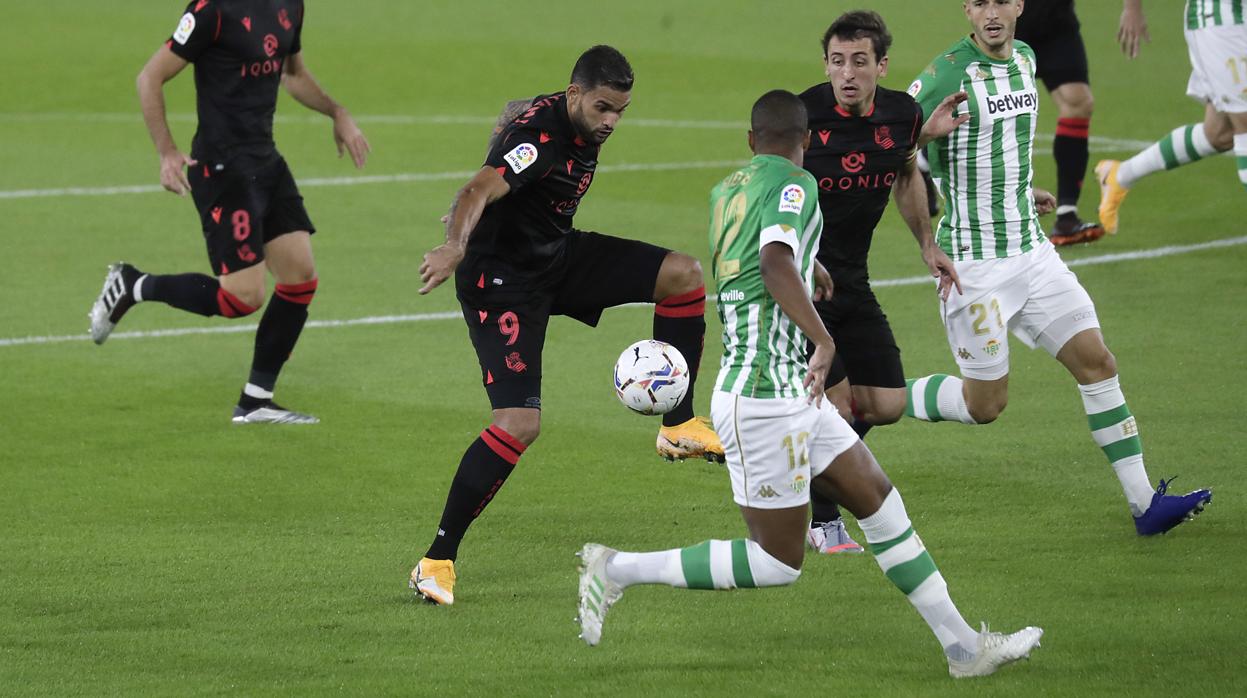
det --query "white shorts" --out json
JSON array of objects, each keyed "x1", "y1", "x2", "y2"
[
  {"x1": 711, "y1": 390, "x2": 858, "y2": 510},
  {"x1": 1185, "y1": 24, "x2": 1247, "y2": 113},
  {"x1": 940, "y1": 241, "x2": 1099, "y2": 380}
]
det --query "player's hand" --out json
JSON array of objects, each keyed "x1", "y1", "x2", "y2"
[
  {"x1": 804, "y1": 340, "x2": 835, "y2": 407},
  {"x1": 418, "y1": 242, "x2": 465, "y2": 295},
  {"x1": 1033, "y1": 188, "x2": 1057, "y2": 216},
  {"x1": 333, "y1": 108, "x2": 370, "y2": 169},
  {"x1": 159, "y1": 150, "x2": 197, "y2": 196},
  {"x1": 1118, "y1": 4, "x2": 1150, "y2": 59},
  {"x1": 812, "y1": 260, "x2": 834, "y2": 302},
  {"x1": 922, "y1": 244, "x2": 963, "y2": 301},
  {"x1": 919, "y1": 91, "x2": 971, "y2": 145}
]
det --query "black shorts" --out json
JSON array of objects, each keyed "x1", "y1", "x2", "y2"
[
  {"x1": 187, "y1": 152, "x2": 316, "y2": 275},
  {"x1": 456, "y1": 230, "x2": 670, "y2": 409},
  {"x1": 808, "y1": 286, "x2": 905, "y2": 391},
  {"x1": 1016, "y1": 7, "x2": 1090, "y2": 90}
]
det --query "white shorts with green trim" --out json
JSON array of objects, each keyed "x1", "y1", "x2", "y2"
[
  {"x1": 940, "y1": 241, "x2": 1100, "y2": 381},
  {"x1": 1185, "y1": 24, "x2": 1247, "y2": 114},
  {"x1": 711, "y1": 390, "x2": 858, "y2": 510}
]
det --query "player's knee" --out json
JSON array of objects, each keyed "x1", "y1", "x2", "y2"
[
  {"x1": 1084, "y1": 347, "x2": 1118, "y2": 382},
  {"x1": 218, "y1": 285, "x2": 265, "y2": 315},
  {"x1": 494, "y1": 411, "x2": 541, "y2": 446},
  {"x1": 966, "y1": 396, "x2": 1006, "y2": 424},
  {"x1": 749, "y1": 539, "x2": 804, "y2": 584},
  {"x1": 659, "y1": 253, "x2": 704, "y2": 297},
  {"x1": 1207, "y1": 124, "x2": 1235, "y2": 151},
  {"x1": 864, "y1": 405, "x2": 904, "y2": 426}
]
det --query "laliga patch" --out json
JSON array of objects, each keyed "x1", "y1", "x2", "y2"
[
  {"x1": 907, "y1": 79, "x2": 922, "y2": 98},
  {"x1": 173, "y1": 12, "x2": 196, "y2": 45},
  {"x1": 503, "y1": 143, "x2": 538, "y2": 174},
  {"x1": 777, "y1": 184, "x2": 805, "y2": 215}
]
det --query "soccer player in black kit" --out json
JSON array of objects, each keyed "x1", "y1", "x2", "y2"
[
  {"x1": 798, "y1": 12, "x2": 966, "y2": 553},
  {"x1": 1014, "y1": 0, "x2": 1107, "y2": 245},
  {"x1": 410, "y1": 46, "x2": 721, "y2": 605},
  {"x1": 88, "y1": 0, "x2": 370, "y2": 424}
]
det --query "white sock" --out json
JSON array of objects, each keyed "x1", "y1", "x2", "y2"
[
  {"x1": 607, "y1": 539, "x2": 799, "y2": 590},
  {"x1": 133, "y1": 274, "x2": 149, "y2": 302},
  {"x1": 860, "y1": 488, "x2": 979, "y2": 657},
  {"x1": 906, "y1": 375, "x2": 976, "y2": 424},
  {"x1": 1078, "y1": 375, "x2": 1154, "y2": 516},
  {"x1": 1118, "y1": 124, "x2": 1218, "y2": 188},
  {"x1": 1056, "y1": 205, "x2": 1078, "y2": 217},
  {"x1": 1235, "y1": 133, "x2": 1247, "y2": 190}
]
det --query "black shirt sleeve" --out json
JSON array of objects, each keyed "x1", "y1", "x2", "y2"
[
  {"x1": 167, "y1": 0, "x2": 218, "y2": 62},
  {"x1": 483, "y1": 125, "x2": 554, "y2": 193},
  {"x1": 290, "y1": 4, "x2": 304, "y2": 55}
]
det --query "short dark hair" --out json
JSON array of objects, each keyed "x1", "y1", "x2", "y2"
[
  {"x1": 570, "y1": 45, "x2": 634, "y2": 92},
  {"x1": 750, "y1": 90, "x2": 808, "y2": 149},
  {"x1": 821, "y1": 10, "x2": 892, "y2": 62}
]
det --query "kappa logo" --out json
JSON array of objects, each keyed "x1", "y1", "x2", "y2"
[
  {"x1": 755, "y1": 485, "x2": 781, "y2": 499},
  {"x1": 504, "y1": 143, "x2": 538, "y2": 174},
  {"x1": 957, "y1": 347, "x2": 974, "y2": 360},
  {"x1": 173, "y1": 12, "x2": 196, "y2": 45},
  {"x1": 842, "y1": 152, "x2": 866, "y2": 173},
  {"x1": 777, "y1": 184, "x2": 805, "y2": 214}
]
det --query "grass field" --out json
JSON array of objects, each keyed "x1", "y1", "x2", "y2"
[{"x1": 2, "y1": 1, "x2": 1245, "y2": 695}]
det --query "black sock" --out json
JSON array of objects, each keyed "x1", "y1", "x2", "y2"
[
  {"x1": 810, "y1": 488, "x2": 841, "y2": 527},
  {"x1": 142, "y1": 273, "x2": 222, "y2": 317},
  {"x1": 1053, "y1": 118, "x2": 1091, "y2": 210},
  {"x1": 851, "y1": 418, "x2": 873, "y2": 439},
  {"x1": 426, "y1": 426, "x2": 526, "y2": 560},
  {"x1": 654, "y1": 286, "x2": 706, "y2": 427},
  {"x1": 239, "y1": 289, "x2": 310, "y2": 409}
]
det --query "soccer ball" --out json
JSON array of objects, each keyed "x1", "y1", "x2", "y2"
[{"x1": 613, "y1": 339, "x2": 690, "y2": 415}]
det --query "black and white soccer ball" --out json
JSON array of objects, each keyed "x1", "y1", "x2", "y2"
[{"x1": 613, "y1": 339, "x2": 690, "y2": 415}]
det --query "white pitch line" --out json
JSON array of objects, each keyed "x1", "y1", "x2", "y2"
[{"x1": 4, "y1": 236, "x2": 1244, "y2": 349}]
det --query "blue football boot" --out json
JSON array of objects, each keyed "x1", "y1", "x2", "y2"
[{"x1": 1134, "y1": 477, "x2": 1212, "y2": 536}]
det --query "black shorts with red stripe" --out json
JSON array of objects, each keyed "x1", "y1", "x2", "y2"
[
  {"x1": 456, "y1": 229, "x2": 669, "y2": 410},
  {"x1": 187, "y1": 150, "x2": 315, "y2": 276}
]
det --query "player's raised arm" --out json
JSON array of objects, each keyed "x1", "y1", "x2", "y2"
[
  {"x1": 282, "y1": 53, "x2": 369, "y2": 169},
  {"x1": 136, "y1": 46, "x2": 196, "y2": 195},
  {"x1": 418, "y1": 167, "x2": 511, "y2": 294}
]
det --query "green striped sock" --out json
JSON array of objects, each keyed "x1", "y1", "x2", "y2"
[
  {"x1": 678, "y1": 539, "x2": 798, "y2": 590},
  {"x1": 1119, "y1": 124, "x2": 1217, "y2": 187},
  {"x1": 905, "y1": 375, "x2": 975, "y2": 424},
  {"x1": 1079, "y1": 376, "x2": 1154, "y2": 516}
]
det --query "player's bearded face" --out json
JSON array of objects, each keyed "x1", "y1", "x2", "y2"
[
  {"x1": 823, "y1": 36, "x2": 887, "y2": 114},
  {"x1": 568, "y1": 85, "x2": 631, "y2": 145},
  {"x1": 964, "y1": 0, "x2": 1021, "y2": 52}
]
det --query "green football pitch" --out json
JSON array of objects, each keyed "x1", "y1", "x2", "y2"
[{"x1": 2, "y1": 1, "x2": 1244, "y2": 694}]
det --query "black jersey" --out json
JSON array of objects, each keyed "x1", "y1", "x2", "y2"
[
  {"x1": 799, "y1": 84, "x2": 922, "y2": 290},
  {"x1": 471, "y1": 93, "x2": 601, "y2": 280},
  {"x1": 166, "y1": 0, "x2": 304, "y2": 160}
]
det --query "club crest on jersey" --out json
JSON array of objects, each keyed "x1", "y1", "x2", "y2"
[
  {"x1": 173, "y1": 12, "x2": 195, "y2": 45},
  {"x1": 778, "y1": 184, "x2": 805, "y2": 214},
  {"x1": 874, "y1": 126, "x2": 895, "y2": 149},
  {"x1": 504, "y1": 143, "x2": 538, "y2": 174}
]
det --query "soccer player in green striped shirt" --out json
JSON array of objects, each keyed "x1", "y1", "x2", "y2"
[
  {"x1": 1097, "y1": 0, "x2": 1247, "y2": 232},
  {"x1": 576, "y1": 90, "x2": 1043, "y2": 678},
  {"x1": 905, "y1": 0, "x2": 1212, "y2": 535}
]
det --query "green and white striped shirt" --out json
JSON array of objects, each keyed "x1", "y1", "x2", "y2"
[
  {"x1": 709, "y1": 155, "x2": 823, "y2": 399},
  {"x1": 1186, "y1": 0, "x2": 1246, "y2": 29},
  {"x1": 909, "y1": 36, "x2": 1044, "y2": 261}
]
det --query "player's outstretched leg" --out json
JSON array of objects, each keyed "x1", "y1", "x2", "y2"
[
  {"x1": 1096, "y1": 123, "x2": 1220, "y2": 234},
  {"x1": 904, "y1": 375, "x2": 978, "y2": 424},
  {"x1": 652, "y1": 253, "x2": 723, "y2": 463},
  {"x1": 88, "y1": 262, "x2": 243, "y2": 344},
  {"x1": 575, "y1": 537, "x2": 801, "y2": 646},
  {"x1": 412, "y1": 422, "x2": 530, "y2": 605}
]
